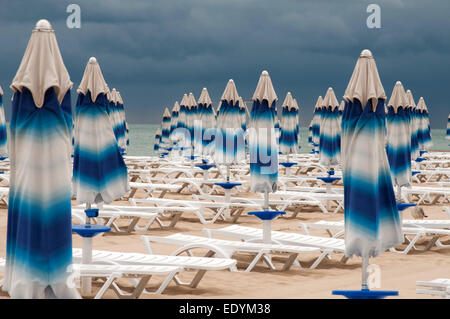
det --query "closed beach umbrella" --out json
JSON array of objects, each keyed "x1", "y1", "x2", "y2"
[
  {"x1": 338, "y1": 100, "x2": 345, "y2": 127},
  {"x1": 319, "y1": 87, "x2": 341, "y2": 167},
  {"x1": 293, "y1": 98, "x2": 300, "y2": 147},
  {"x1": 154, "y1": 127, "x2": 162, "y2": 152},
  {"x1": 238, "y1": 97, "x2": 248, "y2": 133},
  {"x1": 185, "y1": 92, "x2": 197, "y2": 154},
  {"x1": 341, "y1": 49, "x2": 401, "y2": 289},
  {"x1": 175, "y1": 94, "x2": 189, "y2": 149},
  {"x1": 416, "y1": 97, "x2": 433, "y2": 150},
  {"x1": 0, "y1": 86, "x2": 7, "y2": 156},
  {"x1": 311, "y1": 96, "x2": 323, "y2": 153},
  {"x1": 116, "y1": 91, "x2": 127, "y2": 152},
  {"x1": 447, "y1": 114, "x2": 450, "y2": 140},
  {"x1": 308, "y1": 120, "x2": 313, "y2": 146},
  {"x1": 279, "y1": 92, "x2": 298, "y2": 156},
  {"x1": 160, "y1": 107, "x2": 171, "y2": 148},
  {"x1": 274, "y1": 118, "x2": 280, "y2": 145},
  {"x1": 249, "y1": 70, "x2": 278, "y2": 193},
  {"x1": 4, "y1": 19, "x2": 79, "y2": 298},
  {"x1": 108, "y1": 88, "x2": 121, "y2": 142},
  {"x1": 73, "y1": 57, "x2": 128, "y2": 205},
  {"x1": 197, "y1": 88, "x2": 215, "y2": 158},
  {"x1": 170, "y1": 101, "x2": 179, "y2": 141},
  {"x1": 215, "y1": 79, "x2": 244, "y2": 169},
  {"x1": 406, "y1": 90, "x2": 420, "y2": 160},
  {"x1": 386, "y1": 81, "x2": 411, "y2": 194}
]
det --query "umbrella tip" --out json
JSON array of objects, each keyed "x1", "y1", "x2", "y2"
[
  {"x1": 35, "y1": 19, "x2": 52, "y2": 30},
  {"x1": 88, "y1": 57, "x2": 97, "y2": 64},
  {"x1": 228, "y1": 79, "x2": 234, "y2": 83},
  {"x1": 360, "y1": 49, "x2": 373, "y2": 58},
  {"x1": 262, "y1": 70, "x2": 269, "y2": 75},
  {"x1": 396, "y1": 81, "x2": 402, "y2": 85}
]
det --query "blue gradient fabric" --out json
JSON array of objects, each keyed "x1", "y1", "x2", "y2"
[
  {"x1": 386, "y1": 106, "x2": 411, "y2": 187},
  {"x1": 447, "y1": 114, "x2": 450, "y2": 140},
  {"x1": 196, "y1": 102, "x2": 216, "y2": 157},
  {"x1": 4, "y1": 88, "x2": 78, "y2": 297},
  {"x1": 160, "y1": 108, "x2": 171, "y2": 148},
  {"x1": 410, "y1": 108, "x2": 420, "y2": 160},
  {"x1": 249, "y1": 99, "x2": 278, "y2": 192},
  {"x1": 279, "y1": 107, "x2": 298, "y2": 155},
  {"x1": 311, "y1": 108, "x2": 321, "y2": 153},
  {"x1": 0, "y1": 95, "x2": 8, "y2": 156},
  {"x1": 341, "y1": 98, "x2": 402, "y2": 258},
  {"x1": 417, "y1": 109, "x2": 432, "y2": 150},
  {"x1": 215, "y1": 100, "x2": 245, "y2": 164},
  {"x1": 319, "y1": 106, "x2": 341, "y2": 167},
  {"x1": 73, "y1": 91, "x2": 128, "y2": 204}
]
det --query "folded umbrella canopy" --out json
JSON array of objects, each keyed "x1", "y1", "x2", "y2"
[
  {"x1": 115, "y1": 91, "x2": 127, "y2": 152},
  {"x1": 0, "y1": 86, "x2": 7, "y2": 156},
  {"x1": 185, "y1": 92, "x2": 198, "y2": 155},
  {"x1": 154, "y1": 127, "x2": 162, "y2": 153},
  {"x1": 341, "y1": 49, "x2": 401, "y2": 289},
  {"x1": 169, "y1": 101, "x2": 179, "y2": 143},
  {"x1": 108, "y1": 89, "x2": 121, "y2": 143},
  {"x1": 447, "y1": 114, "x2": 450, "y2": 140},
  {"x1": 338, "y1": 100, "x2": 345, "y2": 128},
  {"x1": 215, "y1": 79, "x2": 245, "y2": 167},
  {"x1": 293, "y1": 98, "x2": 300, "y2": 147},
  {"x1": 319, "y1": 87, "x2": 341, "y2": 167},
  {"x1": 249, "y1": 71, "x2": 278, "y2": 193},
  {"x1": 73, "y1": 57, "x2": 128, "y2": 205},
  {"x1": 311, "y1": 96, "x2": 323, "y2": 153},
  {"x1": 406, "y1": 90, "x2": 420, "y2": 160},
  {"x1": 238, "y1": 97, "x2": 248, "y2": 133},
  {"x1": 386, "y1": 81, "x2": 411, "y2": 192},
  {"x1": 416, "y1": 97, "x2": 433, "y2": 150},
  {"x1": 279, "y1": 92, "x2": 298, "y2": 156},
  {"x1": 175, "y1": 94, "x2": 189, "y2": 150},
  {"x1": 4, "y1": 19, "x2": 80, "y2": 298},
  {"x1": 196, "y1": 88, "x2": 216, "y2": 158},
  {"x1": 160, "y1": 107, "x2": 172, "y2": 149}
]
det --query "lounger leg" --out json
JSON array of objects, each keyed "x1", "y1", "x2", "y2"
[
  {"x1": 94, "y1": 273, "x2": 121, "y2": 299},
  {"x1": 112, "y1": 276, "x2": 151, "y2": 299},
  {"x1": 246, "y1": 251, "x2": 265, "y2": 272},
  {"x1": 310, "y1": 250, "x2": 332, "y2": 269},
  {"x1": 281, "y1": 253, "x2": 299, "y2": 271}
]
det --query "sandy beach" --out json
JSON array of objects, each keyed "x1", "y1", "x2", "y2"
[{"x1": 1, "y1": 186, "x2": 447, "y2": 299}]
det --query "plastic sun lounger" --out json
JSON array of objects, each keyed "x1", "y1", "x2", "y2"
[
  {"x1": 129, "y1": 197, "x2": 261, "y2": 224},
  {"x1": 416, "y1": 278, "x2": 450, "y2": 299},
  {"x1": 412, "y1": 169, "x2": 450, "y2": 183},
  {"x1": 402, "y1": 186, "x2": 450, "y2": 205},
  {"x1": 0, "y1": 186, "x2": 8, "y2": 206},
  {"x1": 300, "y1": 220, "x2": 450, "y2": 254},
  {"x1": 0, "y1": 257, "x2": 182, "y2": 299},
  {"x1": 203, "y1": 225, "x2": 347, "y2": 269},
  {"x1": 141, "y1": 233, "x2": 320, "y2": 272},
  {"x1": 73, "y1": 246, "x2": 237, "y2": 291},
  {"x1": 72, "y1": 205, "x2": 197, "y2": 232},
  {"x1": 127, "y1": 182, "x2": 182, "y2": 199}
]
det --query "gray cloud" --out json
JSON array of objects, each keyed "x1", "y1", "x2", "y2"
[{"x1": 0, "y1": 0, "x2": 449, "y2": 128}]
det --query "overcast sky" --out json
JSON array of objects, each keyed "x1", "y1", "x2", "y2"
[{"x1": 0, "y1": 0, "x2": 448, "y2": 127}]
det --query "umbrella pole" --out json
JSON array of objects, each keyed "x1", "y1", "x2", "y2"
[
  {"x1": 361, "y1": 256, "x2": 369, "y2": 290},
  {"x1": 397, "y1": 185, "x2": 402, "y2": 202},
  {"x1": 82, "y1": 203, "x2": 92, "y2": 295},
  {"x1": 262, "y1": 190, "x2": 273, "y2": 265},
  {"x1": 286, "y1": 153, "x2": 291, "y2": 176},
  {"x1": 226, "y1": 164, "x2": 230, "y2": 182}
]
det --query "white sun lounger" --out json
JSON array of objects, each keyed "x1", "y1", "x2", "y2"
[
  {"x1": 127, "y1": 182, "x2": 182, "y2": 199},
  {"x1": 142, "y1": 233, "x2": 320, "y2": 272},
  {"x1": 72, "y1": 247, "x2": 237, "y2": 291},
  {"x1": 0, "y1": 257, "x2": 182, "y2": 299},
  {"x1": 0, "y1": 186, "x2": 8, "y2": 206},
  {"x1": 412, "y1": 169, "x2": 450, "y2": 183},
  {"x1": 203, "y1": 225, "x2": 347, "y2": 269},
  {"x1": 402, "y1": 186, "x2": 450, "y2": 205},
  {"x1": 300, "y1": 220, "x2": 450, "y2": 254},
  {"x1": 416, "y1": 278, "x2": 450, "y2": 299},
  {"x1": 130, "y1": 197, "x2": 261, "y2": 224}
]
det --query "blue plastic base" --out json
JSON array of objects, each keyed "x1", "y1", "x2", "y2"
[
  {"x1": 214, "y1": 182, "x2": 242, "y2": 190},
  {"x1": 85, "y1": 208, "x2": 99, "y2": 218},
  {"x1": 185, "y1": 155, "x2": 198, "y2": 160},
  {"x1": 248, "y1": 211, "x2": 286, "y2": 220},
  {"x1": 279, "y1": 162, "x2": 297, "y2": 168},
  {"x1": 332, "y1": 289, "x2": 398, "y2": 299},
  {"x1": 72, "y1": 224, "x2": 111, "y2": 238},
  {"x1": 0, "y1": 157, "x2": 7, "y2": 161},
  {"x1": 411, "y1": 170, "x2": 420, "y2": 176},
  {"x1": 396, "y1": 202, "x2": 416, "y2": 211},
  {"x1": 419, "y1": 150, "x2": 427, "y2": 156},
  {"x1": 196, "y1": 164, "x2": 216, "y2": 171},
  {"x1": 415, "y1": 157, "x2": 426, "y2": 163},
  {"x1": 317, "y1": 176, "x2": 341, "y2": 183}
]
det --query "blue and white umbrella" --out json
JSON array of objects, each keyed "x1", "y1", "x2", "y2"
[
  {"x1": 116, "y1": 91, "x2": 127, "y2": 153},
  {"x1": 341, "y1": 49, "x2": 401, "y2": 290},
  {"x1": 185, "y1": 92, "x2": 198, "y2": 155},
  {"x1": 311, "y1": 96, "x2": 323, "y2": 154},
  {"x1": 4, "y1": 19, "x2": 79, "y2": 298},
  {"x1": 238, "y1": 97, "x2": 248, "y2": 133},
  {"x1": 170, "y1": 101, "x2": 179, "y2": 141},
  {"x1": 215, "y1": 79, "x2": 245, "y2": 170},
  {"x1": 279, "y1": 92, "x2": 298, "y2": 156},
  {"x1": 319, "y1": 87, "x2": 341, "y2": 168},
  {"x1": 175, "y1": 94, "x2": 189, "y2": 150},
  {"x1": 308, "y1": 120, "x2": 313, "y2": 146},
  {"x1": 108, "y1": 89, "x2": 121, "y2": 142},
  {"x1": 0, "y1": 86, "x2": 7, "y2": 156},
  {"x1": 160, "y1": 107, "x2": 172, "y2": 149},
  {"x1": 154, "y1": 127, "x2": 162, "y2": 152},
  {"x1": 406, "y1": 90, "x2": 420, "y2": 160},
  {"x1": 338, "y1": 100, "x2": 345, "y2": 128},
  {"x1": 416, "y1": 97, "x2": 433, "y2": 150},
  {"x1": 249, "y1": 71, "x2": 278, "y2": 194},
  {"x1": 73, "y1": 57, "x2": 129, "y2": 205},
  {"x1": 293, "y1": 98, "x2": 300, "y2": 148},
  {"x1": 196, "y1": 88, "x2": 216, "y2": 158},
  {"x1": 274, "y1": 118, "x2": 280, "y2": 146},
  {"x1": 386, "y1": 81, "x2": 411, "y2": 195},
  {"x1": 447, "y1": 113, "x2": 450, "y2": 140}
]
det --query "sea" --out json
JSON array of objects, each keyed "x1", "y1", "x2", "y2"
[{"x1": 128, "y1": 125, "x2": 449, "y2": 157}]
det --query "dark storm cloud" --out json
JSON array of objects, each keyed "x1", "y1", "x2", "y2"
[{"x1": 0, "y1": 0, "x2": 448, "y2": 127}]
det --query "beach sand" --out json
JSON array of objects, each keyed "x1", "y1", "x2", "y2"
[{"x1": 0, "y1": 188, "x2": 448, "y2": 299}]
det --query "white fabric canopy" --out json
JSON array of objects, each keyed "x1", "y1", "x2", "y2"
[
  {"x1": 339, "y1": 100, "x2": 345, "y2": 112},
  {"x1": 77, "y1": 57, "x2": 109, "y2": 102},
  {"x1": 0, "y1": 85, "x2": 3, "y2": 96},
  {"x1": 11, "y1": 19, "x2": 73, "y2": 108},
  {"x1": 180, "y1": 93, "x2": 188, "y2": 107},
  {"x1": 314, "y1": 96, "x2": 323, "y2": 110},
  {"x1": 220, "y1": 79, "x2": 239, "y2": 106},
  {"x1": 322, "y1": 87, "x2": 339, "y2": 110},
  {"x1": 405, "y1": 90, "x2": 416, "y2": 109},
  {"x1": 281, "y1": 92, "x2": 296, "y2": 110},
  {"x1": 198, "y1": 87, "x2": 212, "y2": 105},
  {"x1": 416, "y1": 96, "x2": 428, "y2": 112},
  {"x1": 387, "y1": 81, "x2": 408, "y2": 113},
  {"x1": 343, "y1": 49, "x2": 386, "y2": 111},
  {"x1": 252, "y1": 70, "x2": 277, "y2": 106}
]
